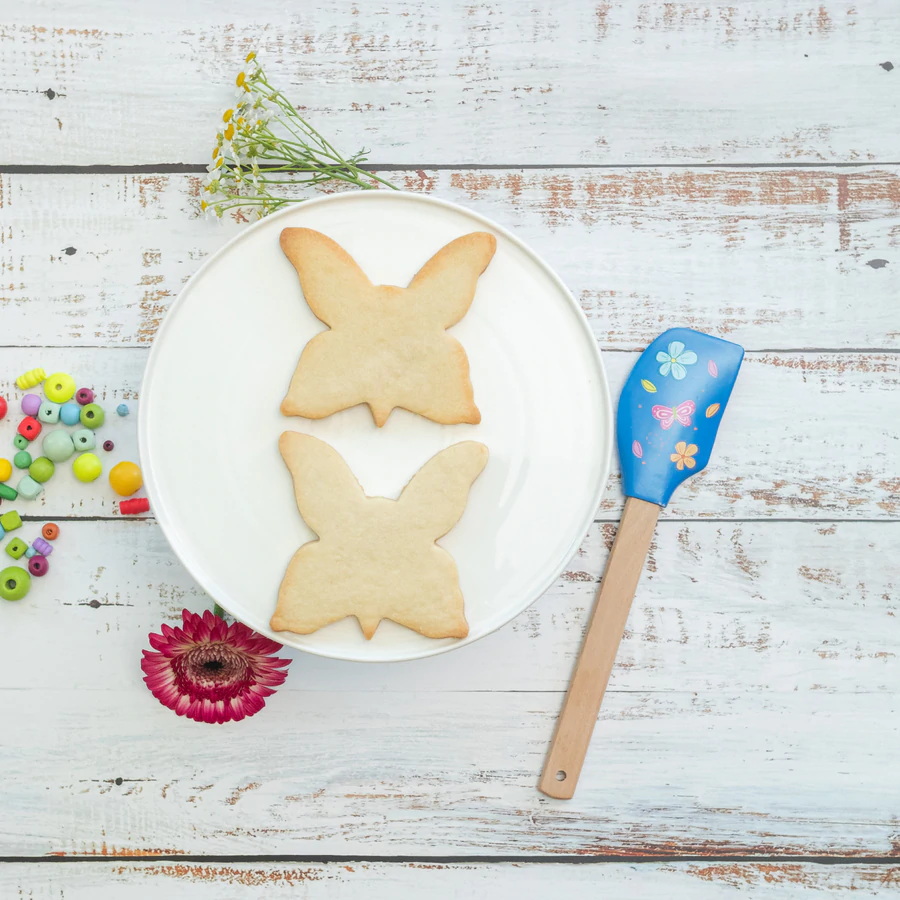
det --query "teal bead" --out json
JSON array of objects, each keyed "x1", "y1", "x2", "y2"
[
  {"x1": 13, "y1": 434, "x2": 28, "y2": 451},
  {"x1": 6, "y1": 537, "x2": 27, "y2": 559},
  {"x1": 16, "y1": 475, "x2": 43, "y2": 501},
  {"x1": 59, "y1": 402, "x2": 81, "y2": 426},
  {"x1": 38, "y1": 401, "x2": 60, "y2": 424},
  {"x1": 24, "y1": 547, "x2": 36, "y2": 559},
  {"x1": 13, "y1": 451, "x2": 32, "y2": 469},
  {"x1": 79, "y1": 403, "x2": 105, "y2": 429},
  {"x1": 72, "y1": 429, "x2": 96, "y2": 452},
  {"x1": 43, "y1": 430, "x2": 75, "y2": 463},
  {"x1": 0, "y1": 566, "x2": 30, "y2": 601}
]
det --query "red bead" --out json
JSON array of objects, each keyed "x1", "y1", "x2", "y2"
[
  {"x1": 0, "y1": 396, "x2": 7, "y2": 420},
  {"x1": 17, "y1": 416, "x2": 42, "y2": 441},
  {"x1": 120, "y1": 498, "x2": 150, "y2": 515}
]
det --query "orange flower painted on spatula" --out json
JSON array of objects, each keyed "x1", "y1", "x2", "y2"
[{"x1": 670, "y1": 441, "x2": 698, "y2": 471}]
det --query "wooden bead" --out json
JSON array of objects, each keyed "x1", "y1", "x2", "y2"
[
  {"x1": 72, "y1": 429, "x2": 96, "y2": 452},
  {"x1": 0, "y1": 510, "x2": 22, "y2": 532},
  {"x1": 109, "y1": 461, "x2": 143, "y2": 497},
  {"x1": 59, "y1": 402, "x2": 81, "y2": 426},
  {"x1": 42, "y1": 431, "x2": 75, "y2": 463},
  {"x1": 15, "y1": 368, "x2": 45, "y2": 390},
  {"x1": 79, "y1": 403, "x2": 105, "y2": 429},
  {"x1": 72, "y1": 452, "x2": 102, "y2": 483},
  {"x1": 21, "y1": 394, "x2": 40, "y2": 416},
  {"x1": 0, "y1": 396, "x2": 6, "y2": 420},
  {"x1": 16, "y1": 475, "x2": 43, "y2": 501},
  {"x1": 27, "y1": 555, "x2": 49, "y2": 577},
  {"x1": 33, "y1": 537, "x2": 53, "y2": 556},
  {"x1": 0, "y1": 459, "x2": 11, "y2": 482},
  {"x1": 17, "y1": 417, "x2": 41, "y2": 442},
  {"x1": 0, "y1": 566, "x2": 31, "y2": 600},
  {"x1": 75, "y1": 388, "x2": 94, "y2": 405},
  {"x1": 28, "y1": 457, "x2": 54, "y2": 483},
  {"x1": 13, "y1": 451, "x2": 32, "y2": 470},
  {"x1": 37, "y1": 401, "x2": 60, "y2": 424},
  {"x1": 12, "y1": 434, "x2": 28, "y2": 451},
  {"x1": 6, "y1": 537, "x2": 27, "y2": 559},
  {"x1": 43, "y1": 373, "x2": 76, "y2": 403},
  {"x1": 0, "y1": 484, "x2": 18, "y2": 501},
  {"x1": 41, "y1": 523, "x2": 60, "y2": 541},
  {"x1": 120, "y1": 498, "x2": 150, "y2": 515}
]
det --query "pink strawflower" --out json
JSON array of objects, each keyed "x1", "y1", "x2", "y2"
[{"x1": 142, "y1": 609, "x2": 291, "y2": 724}]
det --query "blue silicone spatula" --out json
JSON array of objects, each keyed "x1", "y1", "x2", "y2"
[{"x1": 539, "y1": 328, "x2": 744, "y2": 799}]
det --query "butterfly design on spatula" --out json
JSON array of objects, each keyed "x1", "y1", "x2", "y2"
[
  {"x1": 651, "y1": 400, "x2": 696, "y2": 429},
  {"x1": 279, "y1": 228, "x2": 496, "y2": 427},
  {"x1": 271, "y1": 433, "x2": 489, "y2": 640}
]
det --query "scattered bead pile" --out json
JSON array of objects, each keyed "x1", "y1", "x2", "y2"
[{"x1": 0, "y1": 368, "x2": 149, "y2": 602}]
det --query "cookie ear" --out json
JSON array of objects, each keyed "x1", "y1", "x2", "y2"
[
  {"x1": 398, "y1": 441, "x2": 488, "y2": 539},
  {"x1": 407, "y1": 232, "x2": 496, "y2": 328},
  {"x1": 279, "y1": 432, "x2": 367, "y2": 537},
  {"x1": 280, "y1": 228, "x2": 372, "y2": 328}
]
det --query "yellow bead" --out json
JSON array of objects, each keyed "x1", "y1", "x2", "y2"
[
  {"x1": 0, "y1": 459, "x2": 11, "y2": 482},
  {"x1": 16, "y1": 368, "x2": 46, "y2": 390},
  {"x1": 109, "y1": 461, "x2": 143, "y2": 497},
  {"x1": 72, "y1": 452, "x2": 102, "y2": 483},
  {"x1": 44, "y1": 373, "x2": 76, "y2": 404}
]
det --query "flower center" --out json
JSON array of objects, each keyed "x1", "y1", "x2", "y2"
[{"x1": 173, "y1": 642, "x2": 255, "y2": 702}]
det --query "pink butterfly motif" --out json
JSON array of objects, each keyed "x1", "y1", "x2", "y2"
[
  {"x1": 651, "y1": 400, "x2": 696, "y2": 430},
  {"x1": 708, "y1": 360, "x2": 718, "y2": 377},
  {"x1": 632, "y1": 440, "x2": 643, "y2": 458}
]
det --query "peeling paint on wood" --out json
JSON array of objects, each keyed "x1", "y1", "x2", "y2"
[
  {"x1": 1, "y1": 1, "x2": 897, "y2": 164},
  {"x1": 4, "y1": 860, "x2": 899, "y2": 896},
  {"x1": 2, "y1": 169, "x2": 898, "y2": 349}
]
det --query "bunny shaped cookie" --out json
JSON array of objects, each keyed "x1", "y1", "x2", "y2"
[
  {"x1": 280, "y1": 228, "x2": 496, "y2": 427},
  {"x1": 271, "y1": 432, "x2": 489, "y2": 640}
]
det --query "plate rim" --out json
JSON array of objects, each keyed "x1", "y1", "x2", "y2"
[{"x1": 139, "y1": 189, "x2": 612, "y2": 662}]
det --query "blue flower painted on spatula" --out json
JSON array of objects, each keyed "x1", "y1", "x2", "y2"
[{"x1": 656, "y1": 341, "x2": 698, "y2": 380}]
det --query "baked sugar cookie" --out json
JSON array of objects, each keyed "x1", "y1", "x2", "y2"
[
  {"x1": 271, "y1": 432, "x2": 488, "y2": 640},
  {"x1": 280, "y1": 228, "x2": 496, "y2": 426}
]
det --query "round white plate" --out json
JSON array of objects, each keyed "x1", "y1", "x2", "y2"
[{"x1": 140, "y1": 191, "x2": 611, "y2": 662}]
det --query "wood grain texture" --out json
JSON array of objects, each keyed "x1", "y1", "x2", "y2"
[
  {"x1": 0, "y1": 1, "x2": 897, "y2": 165},
  {"x1": 2, "y1": 686, "x2": 898, "y2": 857},
  {"x1": 5, "y1": 519, "x2": 895, "y2": 697},
  {"x1": 0, "y1": 347, "x2": 893, "y2": 520},
  {"x1": 2, "y1": 169, "x2": 899, "y2": 350},
  {"x1": 3, "y1": 861, "x2": 899, "y2": 897}
]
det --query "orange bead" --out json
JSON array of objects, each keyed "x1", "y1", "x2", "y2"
[{"x1": 42, "y1": 523, "x2": 59, "y2": 541}]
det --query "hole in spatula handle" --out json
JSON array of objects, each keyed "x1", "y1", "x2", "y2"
[{"x1": 555, "y1": 770, "x2": 566, "y2": 782}]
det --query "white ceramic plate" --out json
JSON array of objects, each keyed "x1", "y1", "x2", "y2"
[{"x1": 140, "y1": 191, "x2": 611, "y2": 662}]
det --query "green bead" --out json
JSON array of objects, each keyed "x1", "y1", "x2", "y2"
[
  {"x1": 72, "y1": 428, "x2": 96, "y2": 452},
  {"x1": 6, "y1": 537, "x2": 27, "y2": 559},
  {"x1": 16, "y1": 475, "x2": 43, "y2": 501},
  {"x1": 13, "y1": 434, "x2": 28, "y2": 451},
  {"x1": 0, "y1": 510, "x2": 21, "y2": 532},
  {"x1": 13, "y1": 451, "x2": 32, "y2": 469},
  {"x1": 0, "y1": 566, "x2": 30, "y2": 601},
  {"x1": 80, "y1": 403, "x2": 105, "y2": 429},
  {"x1": 43, "y1": 429, "x2": 75, "y2": 463},
  {"x1": 28, "y1": 457, "x2": 55, "y2": 483},
  {"x1": 0, "y1": 484, "x2": 17, "y2": 501},
  {"x1": 38, "y1": 401, "x2": 60, "y2": 424},
  {"x1": 73, "y1": 452, "x2": 102, "y2": 483}
]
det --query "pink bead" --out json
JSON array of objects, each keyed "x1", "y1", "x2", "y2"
[
  {"x1": 21, "y1": 394, "x2": 41, "y2": 416},
  {"x1": 33, "y1": 537, "x2": 53, "y2": 556},
  {"x1": 76, "y1": 388, "x2": 94, "y2": 406},
  {"x1": 28, "y1": 555, "x2": 49, "y2": 577}
]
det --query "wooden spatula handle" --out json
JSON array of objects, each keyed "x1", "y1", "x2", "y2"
[{"x1": 539, "y1": 496, "x2": 661, "y2": 799}]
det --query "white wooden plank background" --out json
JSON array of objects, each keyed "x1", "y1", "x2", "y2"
[
  {"x1": 1, "y1": 1, "x2": 898, "y2": 165},
  {"x1": 1, "y1": 0, "x2": 898, "y2": 895},
  {"x1": 4, "y1": 862, "x2": 900, "y2": 898}
]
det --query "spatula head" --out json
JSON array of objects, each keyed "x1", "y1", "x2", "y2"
[{"x1": 617, "y1": 328, "x2": 744, "y2": 507}]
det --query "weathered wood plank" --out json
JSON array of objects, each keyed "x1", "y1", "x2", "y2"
[
  {"x1": 1, "y1": 1, "x2": 897, "y2": 165},
  {"x1": 0, "y1": 348, "x2": 894, "y2": 519},
  {"x1": 1, "y1": 687, "x2": 897, "y2": 856},
  {"x1": 0, "y1": 519, "x2": 894, "y2": 695},
  {"x1": 2, "y1": 169, "x2": 898, "y2": 349},
  {"x1": 3, "y1": 861, "x2": 898, "y2": 897}
]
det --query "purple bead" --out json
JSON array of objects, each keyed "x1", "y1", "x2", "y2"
[
  {"x1": 103, "y1": 440, "x2": 114, "y2": 452},
  {"x1": 33, "y1": 536, "x2": 53, "y2": 556},
  {"x1": 28, "y1": 555, "x2": 49, "y2": 577},
  {"x1": 21, "y1": 394, "x2": 41, "y2": 416},
  {"x1": 76, "y1": 388, "x2": 94, "y2": 406}
]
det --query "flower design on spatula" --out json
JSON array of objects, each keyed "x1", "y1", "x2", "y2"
[{"x1": 657, "y1": 341, "x2": 698, "y2": 380}]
